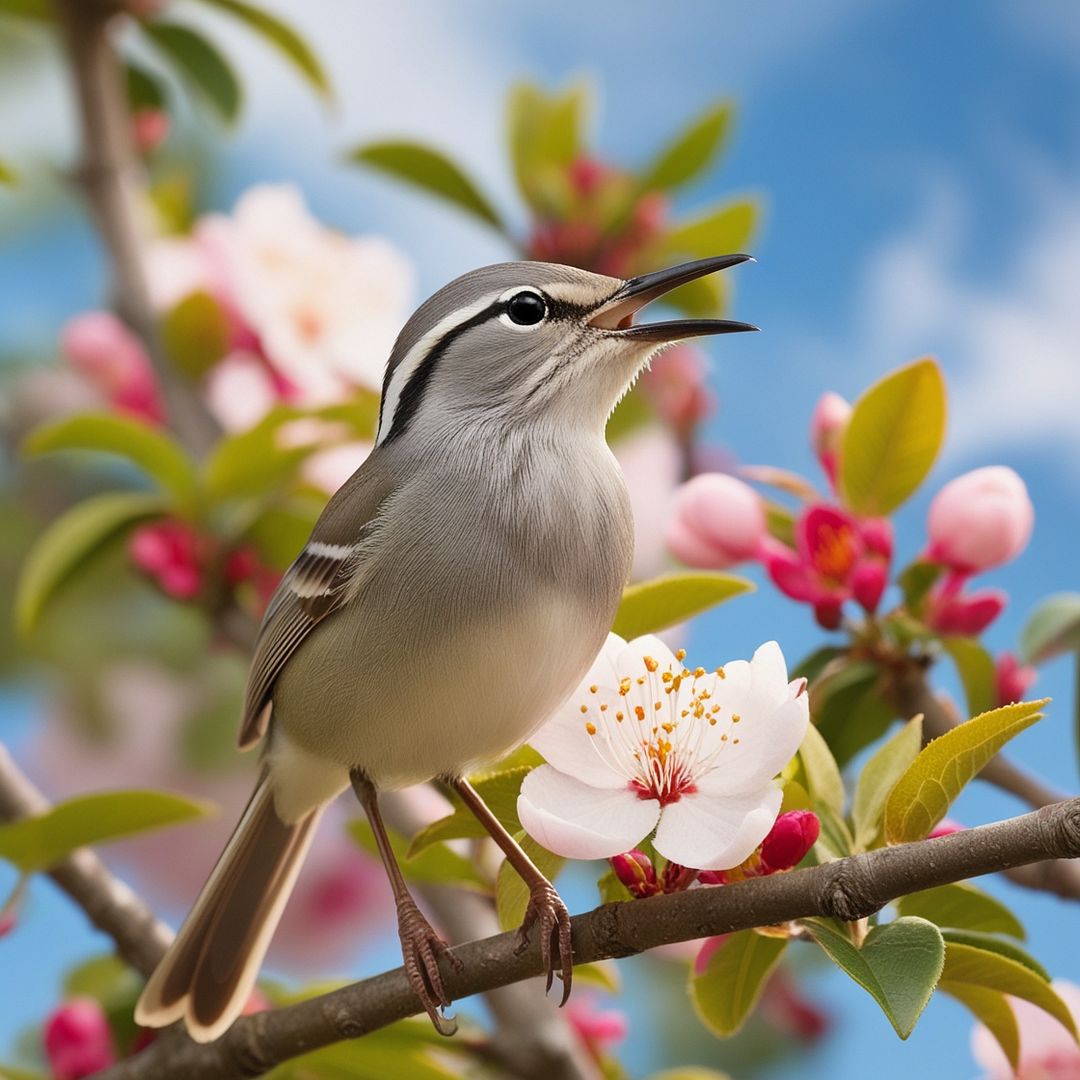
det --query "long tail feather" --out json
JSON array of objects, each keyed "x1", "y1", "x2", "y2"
[{"x1": 135, "y1": 773, "x2": 322, "y2": 1043}]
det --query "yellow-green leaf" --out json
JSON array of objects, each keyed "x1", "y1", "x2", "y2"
[
  {"x1": 202, "y1": 406, "x2": 314, "y2": 500},
  {"x1": 639, "y1": 101, "x2": 734, "y2": 193},
  {"x1": 852, "y1": 716, "x2": 922, "y2": 850},
  {"x1": 192, "y1": 0, "x2": 332, "y2": 100},
  {"x1": 161, "y1": 290, "x2": 230, "y2": 379},
  {"x1": 507, "y1": 81, "x2": 587, "y2": 214},
  {"x1": 839, "y1": 357, "x2": 946, "y2": 516},
  {"x1": 573, "y1": 961, "x2": 620, "y2": 994},
  {"x1": 142, "y1": 21, "x2": 242, "y2": 125},
  {"x1": 0, "y1": 789, "x2": 213, "y2": 873},
  {"x1": 24, "y1": 413, "x2": 197, "y2": 506},
  {"x1": 883, "y1": 699, "x2": 1048, "y2": 845},
  {"x1": 0, "y1": 159, "x2": 16, "y2": 186},
  {"x1": 349, "y1": 140, "x2": 503, "y2": 230},
  {"x1": 943, "y1": 638, "x2": 997, "y2": 718},
  {"x1": 495, "y1": 834, "x2": 563, "y2": 930},
  {"x1": 940, "y1": 940, "x2": 1077, "y2": 1039},
  {"x1": 348, "y1": 820, "x2": 485, "y2": 892},
  {"x1": 941, "y1": 983, "x2": 1020, "y2": 1070},
  {"x1": 690, "y1": 930, "x2": 786, "y2": 1037},
  {"x1": 798, "y1": 721, "x2": 844, "y2": 817},
  {"x1": 661, "y1": 199, "x2": 758, "y2": 261},
  {"x1": 612, "y1": 572, "x2": 753, "y2": 639},
  {"x1": 896, "y1": 883, "x2": 1025, "y2": 940},
  {"x1": 802, "y1": 916, "x2": 944, "y2": 1039},
  {"x1": 15, "y1": 491, "x2": 166, "y2": 635}
]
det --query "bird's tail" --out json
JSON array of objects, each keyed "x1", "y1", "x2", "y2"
[{"x1": 135, "y1": 771, "x2": 323, "y2": 1043}]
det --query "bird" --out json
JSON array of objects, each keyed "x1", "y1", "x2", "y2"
[{"x1": 135, "y1": 254, "x2": 757, "y2": 1043}]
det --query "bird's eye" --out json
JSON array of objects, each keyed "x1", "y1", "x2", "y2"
[{"x1": 505, "y1": 290, "x2": 547, "y2": 326}]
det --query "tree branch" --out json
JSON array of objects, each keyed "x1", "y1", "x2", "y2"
[
  {"x1": 52, "y1": 0, "x2": 221, "y2": 456},
  {"x1": 94, "y1": 798, "x2": 1080, "y2": 1080},
  {"x1": 0, "y1": 743, "x2": 172, "y2": 977}
]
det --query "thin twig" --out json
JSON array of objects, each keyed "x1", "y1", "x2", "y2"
[{"x1": 93, "y1": 798, "x2": 1080, "y2": 1080}]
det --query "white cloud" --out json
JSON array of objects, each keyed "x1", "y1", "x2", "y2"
[{"x1": 856, "y1": 174, "x2": 1080, "y2": 469}]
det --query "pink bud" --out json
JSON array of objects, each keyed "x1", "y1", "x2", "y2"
[
  {"x1": 641, "y1": 346, "x2": 715, "y2": 431},
  {"x1": 44, "y1": 999, "x2": 116, "y2": 1080},
  {"x1": 929, "y1": 819, "x2": 965, "y2": 838},
  {"x1": 927, "y1": 583, "x2": 1006, "y2": 637},
  {"x1": 995, "y1": 652, "x2": 1036, "y2": 707},
  {"x1": 696, "y1": 869, "x2": 727, "y2": 885},
  {"x1": 852, "y1": 559, "x2": 888, "y2": 613},
  {"x1": 132, "y1": 108, "x2": 170, "y2": 154},
  {"x1": 926, "y1": 466, "x2": 1034, "y2": 573},
  {"x1": 567, "y1": 156, "x2": 608, "y2": 197},
  {"x1": 610, "y1": 850, "x2": 657, "y2": 898},
  {"x1": 666, "y1": 473, "x2": 767, "y2": 569},
  {"x1": 759, "y1": 811, "x2": 820, "y2": 873},
  {"x1": 61, "y1": 312, "x2": 163, "y2": 425},
  {"x1": 129, "y1": 520, "x2": 206, "y2": 600},
  {"x1": 566, "y1": 997, "x2": 629, "y2": 1053},
  {"x1": 630, "y1": 191, "x2": 669, "y2": 238},
  {"x1": 813, "y1": 599, "x2": 844, "y2": 631},
  {"x1": 810, "y1": 392, "x2": 851, "y2": 485}
]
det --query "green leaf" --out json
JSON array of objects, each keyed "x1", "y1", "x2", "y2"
[
  {"x1": 883, "y1": 699, "x2": 1048, "y2": 845},
  {"x1": 202, "y1": 407, "x2": 314, "y2": 500},
  {"x1": 0, "y1": 0, "x2": 49, "y2": 20},
  {"x1": 348, "y1": 820, "x2": 486, "y2": 891},
  {"x1": 1020, "y1": 593, "x2": 1080, "y2": 664},
  {"x1": 897, "y1": 560, "x2": 944, "y2": 616},
  {"x1": 349, "y1": 140, "x2": 503, "y2": 229},
  {"x1": 791, "y1": 645, "x2": 846, "y2": 685},
  {"x1": 15, "y1": 491, "x2": 166, "y2": 635},
  {"x1": 839, "y1": 358, "x2": 947, "y2": 516},
  {"x1": 142, "y1": 21, "x2": 242, "y2": 125},
  {"x1": 0, "y1": 1066, "x2": 49, "y2": 1080},
  {"x1": 802, "y1": 916, "x2": 944, "y2": 1039},
  {"x1": 811, "y1": 659, "x2": 894, "y2": 768},
  {"x1": 940, "y1": 930, "x2": 1049, "y2": 979},
  {"x1": 597, "y1": 866, "x2": 633, "y2": 904},
  {"x1": 852, "y1": 715, "x2": 922, "y2": 850},
  {"x1": 661, "y1": 271, "x2": 727, "y2": 318},
  {"x1": 798, "y1": 721, "x2": 845, "y2": 817},
  {"x1": 611, "y1": 572, "x2": 753, "y2": 639},
  {"x1": 507, "y1": 81, "x2": 587, "y2": 213},
  {"x1": 25, "y1": 413, "x2": 197, "y2": 506},
  {"x1": 661, "y1": 199, "x2": 758, "y2": 260},
  {"x1": 192, "y1": 0, "x2": 332, "y2": 100},
  {"x1": 408, "y1": 764, "x2": 535, "y2": 856},
  {"x1": 940, "y1": 940, "x2": 1077, "y2": 1038},
  {"x1": 943, "y1": 638, "x2": 997, "y2": 718},
  {"x1": 246, "y1": 497, "x2": 323, "y2": 569},
  {"x1": 763, "y1": 500, "x2": 796, "y2": 548},
  {"x1": 0, "y1": 159, "x2": 16, "y2": 186},
  {"x1": 574, "y1": 960, "x2": 621, "y2": 994},
  {"x1": 639, "y1": 101, "x2": 734, "y2": 192},
  {"x1": 125, "y1": 61, "x2": 166, "y2": 111},
  {"x1": 0, "y1": 789, "x2": 213, "y2": 873},
  {"x1": 495, "y1": 834, "x2": 563, "y2": 930},
  {"x1": 941, "y1": 983, "x2": 1020, "y2": 1070},
  {"x1": 604, "y1": 384, "x2": 654, "y2": 444},
  {"x1": 689, "y1": 930, "x2": 786, "y2": 1037},
  {"x1": 896, "y1": 883, "x2": 1025, "y2": 940},
  {"x1": 814, "y1": 801, "x2": 854, "y2": 862},
  {"x1": 161, "y1": 290, "x2": 230, "y2": 378}
]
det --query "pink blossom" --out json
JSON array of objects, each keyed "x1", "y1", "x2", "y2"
[
  {"x1": 972, "y1": 980, "x2": 1080, "y2": 1079},
  {"x1": 996, "y1": 652, "x2": 1037, "y2": 707},
  {"x1": 666, "y1": 472, "x2": 767, "y2": 569},
  {"x1": 567, "y1": 156, "x2": 609, "y2": 197},
  {"x1": 132, "y1": 108, "x2": 169, "y2": 154},
  {"x1": 925, "y1": 572, "x2": 1006, "y2": 637},
  {"x1": 698, "y1": 809, "x2": 820, "y2": 883},
  {"x1": 927, "y1": 466, "x2": 1034, "y2": 574},
  {"x1": 129, "y1": 520, "x2": 206, "y2": 600},
  {"x1": 641, "y1": 346, "x2": 716, "y2": 432},
  {"x1": 44, "y1": 998, "x2": 116, "y2": 1080},
  {"x1": 762, "y1": 505, "x2": 893, "y2": 628},
  {"x1": 565, "y1": 996, "x2": 629, "y2": 1057},
  {"x1": 761, "y1": 968, "x2": 831, "y2": 1043},
  {"x1": 810, "y1": 391, "x2": 851, "y2": 487},
  {"x1": 60, "y1": 311, "x2": 163, "y2": 425}
]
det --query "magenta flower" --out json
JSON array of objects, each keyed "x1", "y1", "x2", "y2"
[
  {"x1": 43, "y1": 999, "x2": 116, "y2": 1080},
  {"x1": 762, "y1": 505, "x2": 893, "y2": 629},
  {"x1": 128, "y1": 520, "x2": 206, "y2": 600},
  {"x1": 924, "y1": 572, "x2": 1006, "y2": 637},
  {"x1": 995, "y1": 652, "x2": 1037, "y2": 707}
]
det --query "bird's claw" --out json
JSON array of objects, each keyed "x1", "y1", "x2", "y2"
[
  {"x1": 515, "y1": 879, "x2": 573, "y2": 1005},
  {"x1": 397, "y1": 898, "x2": 461, "y2": 1036}
]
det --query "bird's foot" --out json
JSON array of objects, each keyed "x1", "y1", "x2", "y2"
[
  {"x1": 515, "y1": 878, "x2": 573, "y2": 1004},
  {"x1": 396, "y1": 897, "x2": 462, "y2": 1036}
]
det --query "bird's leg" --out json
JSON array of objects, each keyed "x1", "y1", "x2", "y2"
[
  {"x1": 349, "y1": 770, "x2": 462, "y2": 1035},
  {"x1": 451, "y1": 776, "x2": 573, "y2": 1004}
]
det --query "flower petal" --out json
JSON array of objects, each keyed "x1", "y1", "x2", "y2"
[
  {"x1": 616, "y1": 634, "x2": 679, "y2": 678},
  {"x1": 518, "y1": 767, "x2": 660, "y2": 860},
  {"x1": 653, "y1": 786, "x2": 783, "y2": 870}
]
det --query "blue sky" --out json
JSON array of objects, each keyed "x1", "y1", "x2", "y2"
[{"x1": 2, "y1": 2, "x2": 1079, "y2": 1076}]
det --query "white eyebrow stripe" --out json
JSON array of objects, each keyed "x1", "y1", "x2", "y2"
[
  {"x1": 376, "y1": 290, "x2": 504, "y2": 445},
  {"x1": 305, "y1": 541, "x2": 355, "y2": 559}
]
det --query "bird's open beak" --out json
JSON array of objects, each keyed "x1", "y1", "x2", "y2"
[{"x1": 587, "y1": 254, "x2": 758, "y2": 341}]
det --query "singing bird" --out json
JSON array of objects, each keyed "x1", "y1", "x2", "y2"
[{"x1": 135, "y1": 255, "x2": 756, "y2": 1041}]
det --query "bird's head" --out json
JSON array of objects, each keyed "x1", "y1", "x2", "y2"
[{"x1": 375, "y1": 255, "x2": 756, "y2": 445}]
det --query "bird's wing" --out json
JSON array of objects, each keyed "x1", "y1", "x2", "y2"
[{"x1": 237, "y1": 461, "x2": 394, "y2": 751}]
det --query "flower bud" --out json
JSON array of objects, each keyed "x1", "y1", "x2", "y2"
[
  {"x1": 851, "y1": 560, "x2": 888, "y2": 614},
  {"x1": 929, "y1": 819, "x2": 965, "y2": 838},
  {"x1": 44, "y1": 998, "x2": 116, "y2": 1080},
  {"x1": 859, "y1": 517, "x2": 894, "y2": 561},
  {"x1": 666, "y1": 473, "x2": 767, "y2": 569},
  {"x1": 132, "y1": 108, "x2": 170, "y2": 154},
  {"x1": 759, "y1": 810, "x2": 820, "y2": 873},
  {"x1": 567, "y1": 156, "x2": 608, "y2": 197},
  {"x1": 641, "y1": 346, "x2": 715, "y2": 431},
  {"x1": 995, "y1": 652, "x2": 1036, "y2": 707},
  {"x1": 926, "y1": 584, "x2": 1006, "y2": 637},
  {"x1": 610, "y1": 850, "x2": 657, "y2": 898},
  {"x1": 566, "y1": 997, "x2": 629, "y2": 1053},
  {"x1": 810, "y1": 392, "x2": 851, "y2": 485},
  {"x1": 813, "y1": 599, "x2": 844, "y2": 631},
  {"x1": 129, "y1": 520, "x2": 206, "y2": 600},
  {"x1": 926, "y1": 466, "x2": 1034, "y2": 573}
]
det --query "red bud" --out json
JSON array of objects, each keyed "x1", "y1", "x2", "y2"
[
  {"x1": 759, "y1": 811, "x2": 820, "y2": 873},
  {"x1": 610, "y1": 850, "x2": 657, "y2": 898}
]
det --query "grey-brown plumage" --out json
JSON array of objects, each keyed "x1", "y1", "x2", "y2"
[{"x1": 136, "y1": 255, "x2": 756, "y2": 1042}]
